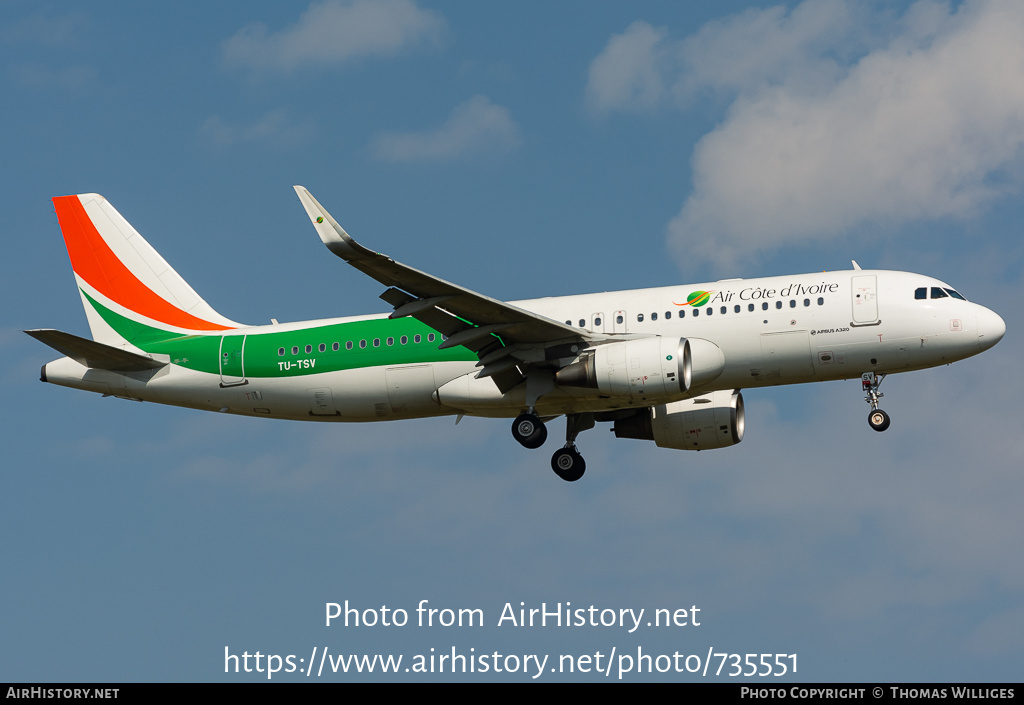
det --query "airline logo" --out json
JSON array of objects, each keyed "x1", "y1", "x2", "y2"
[
  {"x1": 683, "y1": 291, "x2": 713, "y2": 307},
  {"x1": 676, "y1": 281, "x2": 842, "y2": 308}
]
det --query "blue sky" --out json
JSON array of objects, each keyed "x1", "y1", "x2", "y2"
[{"x1": 2, "y1": 0, "x2": 1022, "y2": 682}]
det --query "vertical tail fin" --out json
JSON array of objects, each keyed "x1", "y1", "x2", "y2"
[{"x1": 52, "y1": 193, "x2": 238, "y2": 345}]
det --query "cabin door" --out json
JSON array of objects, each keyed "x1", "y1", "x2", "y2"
[
  {"x1": 219, "y1": 335, "x2": 247, "y2": 387},
  {"x1": 851, "y1": 275, "x2": 879, "y2": 325}
]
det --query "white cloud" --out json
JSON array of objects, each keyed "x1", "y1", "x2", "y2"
[
  {"x1": 1, "y1": 11, "x2": 88, "y2": 48},
  {"x1": 586, "y1": 2, "x2": 856, "y2": 115},
  {"x1": 586, "y1": 21, "x2": 671, "y2": 114},
  {"x1": 223, "y1": 0, "x2": 445, "y2": 72},
  {"x1": 590, "y1": 0, "x2": 1024, "y2": 273},
  {"x1": 8, "y1": 63, "x2": 97, "y2": 92},
  {"x1": 673, "y1": 0, "x2": 856, "y2": 101},
  {"x1": 371, "y1": 95, "x2": 521, "y2": 163},
  {"x1": 200, "y1": 109, "x2": 313, "y2": 147}
]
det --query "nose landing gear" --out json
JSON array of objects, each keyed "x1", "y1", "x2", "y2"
[{"x1": 862, "y1": 372, "x2": 891, "y2": 432}]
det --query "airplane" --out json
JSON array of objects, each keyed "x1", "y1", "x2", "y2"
[{"x1": 28, "y1": 188, "x2": 1006, "y2": 481}]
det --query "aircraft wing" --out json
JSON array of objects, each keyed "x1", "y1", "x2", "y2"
[{"x1": 294, "y1": 186, "x2": 595, "y2": 392}]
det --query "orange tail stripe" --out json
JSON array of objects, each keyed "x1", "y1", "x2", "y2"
[{"x1": 53, "y1": 195, "x2": 233, "y2": 332}]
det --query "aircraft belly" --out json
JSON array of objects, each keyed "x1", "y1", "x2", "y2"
[
  {"x1": 309, "y1": 387, "x2": 339, "y2": 416},
  {"x1": 386, "y1": 364, "x2": 438, "y2": 416},
  {"x1": 749, "y1": 330, "x2": 815, "y2": 383},
  {"x1": 436, "y1": 369, "x2": 715, "y2": 418},
  {"x1": 136, "y1": 362, "x2": 471, "y2": 422},
  {"x1": 318, "y1": 364, "x2": 456, "y2": 421},
  {"x1": 814, "y1": 338, "x2": 911, "y2": 374}
]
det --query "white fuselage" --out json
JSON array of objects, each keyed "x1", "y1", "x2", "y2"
[{"x1": 42, "y1": 268, "x2": 1005, "y2": 423}]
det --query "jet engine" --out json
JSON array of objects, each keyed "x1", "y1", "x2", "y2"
[
  {"x1": 555, "y1": 336, "x2": 725, "y2": 401},
  {"x1": 613, "y1": 389, "x2": 744, "y2": 450}
]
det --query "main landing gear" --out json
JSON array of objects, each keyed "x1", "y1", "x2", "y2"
[
  {"x1": 512, "y1": 412, "x2": 547, "y2": 449},
  {"x1": 511, "y1": 411, "x2": 594, "y2": 482},
  {"x1": 862, "y1": 372, "x2": 891, "y2": 432}
]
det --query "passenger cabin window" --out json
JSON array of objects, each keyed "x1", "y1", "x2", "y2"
[
  {"x1": 637, "y1": 314, "x2": 644, "y2": 322},
  {"x1": 579, "y1": 319, "x2": 586, "y2": 328},
  {"x1": 665, "y1": 311, "x2": 672, "y2": 319},
  {"x1": 616, "y1": 315, "x2": 624, "y2": 324},
  {"x1": 594, "y1": 317, "x2": 602, "y2": 326},
  {"x1": 651, "y1": 312, "x2": 658, "y2": 321}
]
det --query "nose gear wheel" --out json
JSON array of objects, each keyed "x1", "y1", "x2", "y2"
[{"x1": 868, "y1": 408, "x2": 891, "y2": 432}]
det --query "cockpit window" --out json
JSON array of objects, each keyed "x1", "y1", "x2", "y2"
[{"x1": 918, "y1": 286, "x2": 967, "y2": 301}]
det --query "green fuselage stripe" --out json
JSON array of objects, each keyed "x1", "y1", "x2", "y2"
[{"x1": 83, "y1": 290, "x2": 478, "y2": 378}]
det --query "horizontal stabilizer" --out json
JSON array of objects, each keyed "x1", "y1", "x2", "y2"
[{"x1": 25, "y1": 329, "x2": 166, "y2": 372}]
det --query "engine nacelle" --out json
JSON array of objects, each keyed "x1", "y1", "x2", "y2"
[
  {"x1": 556, "y1": 336, "x2": 725, "y2": 402},
  {"x1": 613, "y1": 389, "x2": 745, "y2": 450}
]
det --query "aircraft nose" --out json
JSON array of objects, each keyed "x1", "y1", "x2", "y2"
[{"x1": 977, "y1": 306, "x2": 1006, "y2": 352}]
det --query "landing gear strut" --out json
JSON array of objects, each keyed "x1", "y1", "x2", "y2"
[
  {"x1": 862, "y1": 372, "x2": 891, "y2": 432},
  {"x1": 512, "y1": 410, "x2": 595, "y2": 481},
  {"x1": 550, "y1": 413, "x2": 594, "y2": 482}
]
